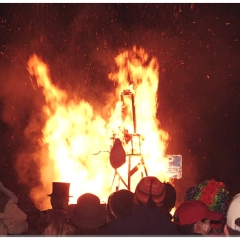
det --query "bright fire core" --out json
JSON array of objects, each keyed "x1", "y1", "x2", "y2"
[{"x1": 27, "y1": 46, "x2": 170, "y2": 210}]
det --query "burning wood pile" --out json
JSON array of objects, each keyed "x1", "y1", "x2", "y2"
[{"x1": 23, "y1": 46, "x2": 180, "y2": 210}]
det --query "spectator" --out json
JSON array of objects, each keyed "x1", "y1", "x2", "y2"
[
  {"x1": 106, "y1": 189, "x2": 134, "y2": 221},
  {"x1": 42, "y1": 209, "x2": 77, "y2": 235},
  {"x1": 99, "y1": 176, "x2": 178, "y2": 235},
  {"x1": 0, "y1": 181, "x2": 28, "y2": 235},
  {"x1": 173, "y1": 199, "x2": 223, "y2": 235},
  {"x1": 162, "y1": 182, "x2": 177, "y2": 220},
  {"x1": 134, "y1": 176, "x2": 166, "y2": 206},
  {"x1": 47, "y1": 182, "x2": 72, "y2": 211},
  {"x1": 224, "y1": 193, "x2": 240, "y2": 235},
  {"x1": 37, "y1": 182, "x2": 72, "y2": 234},
  {"x1": 67, "y1": 193, "x2": 107, "y2": 235},
  {"x1": 184, "y1": 179, "x2": 230, "y2": 234}
]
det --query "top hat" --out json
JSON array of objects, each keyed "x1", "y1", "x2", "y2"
[{"x1": 47, "y1": 182, "x2": 72, "y2": 198}]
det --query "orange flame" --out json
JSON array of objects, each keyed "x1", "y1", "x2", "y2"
[{"x1": 27, "y1": 46, "x2": 170, "y2": 210}]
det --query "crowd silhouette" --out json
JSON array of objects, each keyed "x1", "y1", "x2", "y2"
[{"x1": 0, "y1": 174, "x2": 239, "y2": 236}]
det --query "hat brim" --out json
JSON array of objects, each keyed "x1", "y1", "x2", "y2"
[
  {"x1": 47, "y1": 193, "x2": 73, "y2": 197},
  {"x1": 207, "y1": 210, "x2": 223, "y2": 221},
  {"x1": 67, "y1": 204, "x2": 106, "y2": 229}
]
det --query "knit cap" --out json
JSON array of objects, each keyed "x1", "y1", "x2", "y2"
[{"x1": 134, "y1": 176, "x2": 166, "y2": 205}]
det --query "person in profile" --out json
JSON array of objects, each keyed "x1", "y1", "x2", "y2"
[
  {"x1": 173, "y1": 199, "x2": 223, "y2": 235},
  {"x1": 37, "y1": 182, "x2": 72, "y2": 234},
  {"x1": 47, "y1": 182, "x2": 72, "y2": 211}
]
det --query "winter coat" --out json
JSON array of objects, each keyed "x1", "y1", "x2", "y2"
[
  {"x1": 98, "y1": 203, "x2": 178, "y2": 235},
  {"x1": 0, "y1": 194, "x2": 28, "y2": 235}
]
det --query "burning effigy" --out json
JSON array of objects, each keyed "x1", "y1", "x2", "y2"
[{"x1": 19, "y1": 45, "x2": 180, "y2": 210}]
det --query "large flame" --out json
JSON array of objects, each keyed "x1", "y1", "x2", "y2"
[{"x1": 27, "y1": 46, "x2": 170, "y2": 210}]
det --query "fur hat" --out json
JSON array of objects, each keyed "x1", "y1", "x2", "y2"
[
  {"x1": 134, "y1": 176, "x2": 166, "y2": 205},
  {"x1": 107, "y1": 189, "x2": 134, "y2": 220},
  {"x1": 67, "y1": 193, "x2": 106, "y2": 230},
  {"x1": 47, "y1": 182, "x2": 72, "y2": 198}
]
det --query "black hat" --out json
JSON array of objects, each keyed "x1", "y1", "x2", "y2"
[
  {"x1": 163, "y1": 182, "x2": 176, "y2": 211},
  {"x1": 67, "y1": 193, "x2": 107, "y2": 229},
  {"x1": 107, "y1": 189, "x2": 134, "y2": 220},
  {"x1": 47, "y1": 182, "x2": 72, "y2": 198}
]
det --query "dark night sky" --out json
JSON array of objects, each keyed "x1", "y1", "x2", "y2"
[{"x1": 0, "y1": 3, "x2": 239, "y2": 206}]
